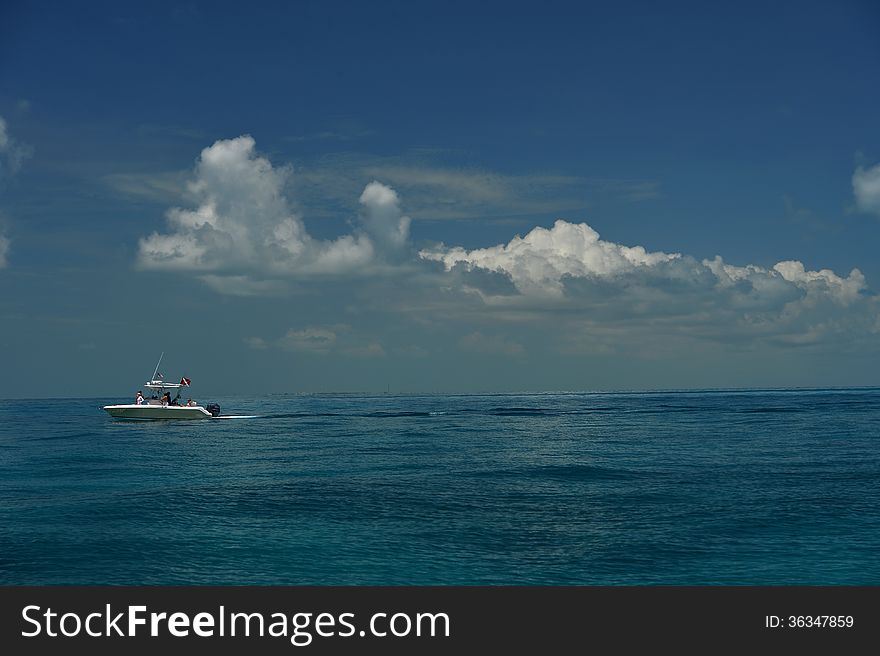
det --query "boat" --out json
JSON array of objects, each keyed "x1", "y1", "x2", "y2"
[{"x1": 103, "y1": 353, "x2": 221, "y2": 420}]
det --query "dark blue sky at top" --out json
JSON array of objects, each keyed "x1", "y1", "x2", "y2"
[
  {"x1": 0, "y1": 0, "x2": 878, "y2": 396},
  {"x1": 4, "y1": 0, "x2": 879, "y2": 258}
]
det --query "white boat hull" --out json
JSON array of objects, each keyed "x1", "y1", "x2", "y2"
[{"x1": 103, "y1": 404, "x2": 214, "y2": 420}]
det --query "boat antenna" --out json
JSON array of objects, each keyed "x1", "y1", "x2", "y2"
[{"x1": 151, "y1": 352, "x2": 164, "y2": 382}]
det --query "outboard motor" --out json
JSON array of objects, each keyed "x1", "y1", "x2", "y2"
[{"x1": 206, "y1": 403, "x2": 221, "y2": 417}]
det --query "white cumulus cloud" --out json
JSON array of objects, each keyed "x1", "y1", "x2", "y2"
[
  {"x1": 419, "y1": 219, "x2": 876, "y2": 349},
  {"x1": 421, "y1": 219, "x2": 681, "y2": 297},
  {"x1": 135, "y1": 135, "x2": 879, "y2": 352},
  {"x1": 359, "y1": 181, "x2": 411, "y2": 255},
  {"x1": 853, "y1": 162, "x2": 880, "y2": 217},
  {"x1": 771, "y1": 260, "x2": 864, "y2": 305},
  {"x1": 420, "y1": 219, "x2": 864, "y2": 305},
  {"x1": 137, "y1": 136, "x2": 410, "y2": 280}
]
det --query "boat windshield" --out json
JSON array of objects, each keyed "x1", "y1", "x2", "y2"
[{"x1": 145, "y1": 382, "x2": 184, "y2": 390}]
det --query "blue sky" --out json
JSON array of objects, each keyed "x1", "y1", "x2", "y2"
[{"x1": 1, "y1": 0, "x2": 879, "y2": 397}]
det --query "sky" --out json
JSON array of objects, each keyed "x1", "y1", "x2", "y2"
[{"x1": 0, "y1": 0, "x2": 879, "y2": 397}]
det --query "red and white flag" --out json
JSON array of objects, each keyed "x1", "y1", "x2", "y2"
[{"x1": 180, "y1": 377, "x2": 191, "y2": 386}]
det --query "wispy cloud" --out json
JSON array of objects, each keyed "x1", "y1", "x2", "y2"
[
  {"x1": 344, "y1": 342, "x2": 386, "y2": 358},
  {"x1": 0, "y1": 116, "x2": 32, "y2": 181},
  {"x1": 853, "y1": 162, "x2": 880, "y2": 217},
  {"x1": 294, "y1": 152, "x2": 658, "y2": 222},
  {"x1": 285, "y1": 129, "x2": 375, "y2": 143},
  {"x1": 278, "y1": 326, "x2": 341, "y2": 353},
  {"x1": 458, "y1": 331, "x2": 525, "y2": 356},
  {"x1": 199, "y1": 275, "x2": 291, "y2": 297},
  {"x1": 103, "y1": 170, "x2": 189, "y2": 203},
  {"x1": 0, "y1": 115, "x2": 32, "y2": 269},
  {"x1": 255, "y1": 324, "x2": 385, "y2": 357},
  {"x1": 0, "y1": 232, "x2": 9, "y2": 268},
  {"x1": 243, "y1": 336, "x2": 268, "y2": 350},
  {"x1": 134, "y1": 124, "x2": 207, "y2": 141},
  {"x1": 392, "y1": 345, "x2": 430, "y2": 357}
]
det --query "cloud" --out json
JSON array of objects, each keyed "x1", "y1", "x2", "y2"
[
  {"x1": 853, "y1": 162, "x2": 880, "y2": 217},
  {"x1": 0, "y1": 232, "x2": 9, "y2": 268},
  {"x1": 137, "y1": 135, "x2": 410, "y2": 280},
  {"x1": 359, "y1": 181, "x2": 411, "y2": 256},
  {"x1": 293, "y1": 152, "x2": 658, "y2": 223},
  {"x1": 393, "y1": 345, "x2": 430, "y2": 357},
  {"x1": 363, "y1": 165, "x2": 659, "y2": 209},
  {"x1": 0, "y1": 116, "x2": 32, "y2": 181},
  {"x1": 0, "y1": 116, "x2": 32, "y2": 269},
  {"x1": 134, "y1": 124, "x2": 207, "y2": 141},
  {"x1": 419, "y1": 219, "x2": 877, "y2": 350},
  {"x1": 421, "y1": 219, "x2": 681, "y2": 297},
  {"x1": 135, "y1": 135, "x2": 878, "y2": 354},
  {"x1": 285, "y1": 129, "x2": 374, "y2": 143},
  {"x1": 104, "y1": 171, "x2": 189, "y2": 203},
  {"x1": 244, "y1": 336, "x2": 268, "y2": 350},
  {"x1": 136, "y1": 135, "x2": 656, "y2": 290},
  {"x1": 344, "y1": 342, "x2": 386, "y2": 358},
  {"x1": 771, "y1": 260, "x2": 864, "y2": 305},
  {"x1": 458, "y1": 331, "x2": 525, "y2": 356},
  {"x1": 277, "y1": 326, "x2": 341, "y2": 353},
  {"x1": 199, "y1": 274, "x2": 290, "y2": 297},
  {"x1": 258, "y1": 324, "x2": 385, "y2": 357}
]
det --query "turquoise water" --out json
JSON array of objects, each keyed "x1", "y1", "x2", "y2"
[{"x1": 1, "y1": 389, "x2": 878, "y2": 584}]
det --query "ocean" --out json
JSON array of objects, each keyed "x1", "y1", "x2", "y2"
[{"x1": 1, "y1": 389, "x2": 878, "y2": 585}]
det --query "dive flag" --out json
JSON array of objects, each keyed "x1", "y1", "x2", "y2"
[{"x1": 180, "y1": 377, "x2": 191, "y2": 386}]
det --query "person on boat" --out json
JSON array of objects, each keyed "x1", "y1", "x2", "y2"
[
  {"x1": 161, "y1": 392, "x2": 171, "y2": 406},
  {"x1": 186, "y1": 398, "x2": 196, "y2": 407},
  {"x1": 135, "y1": 391, "x2": 145, "y2": 405}
]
